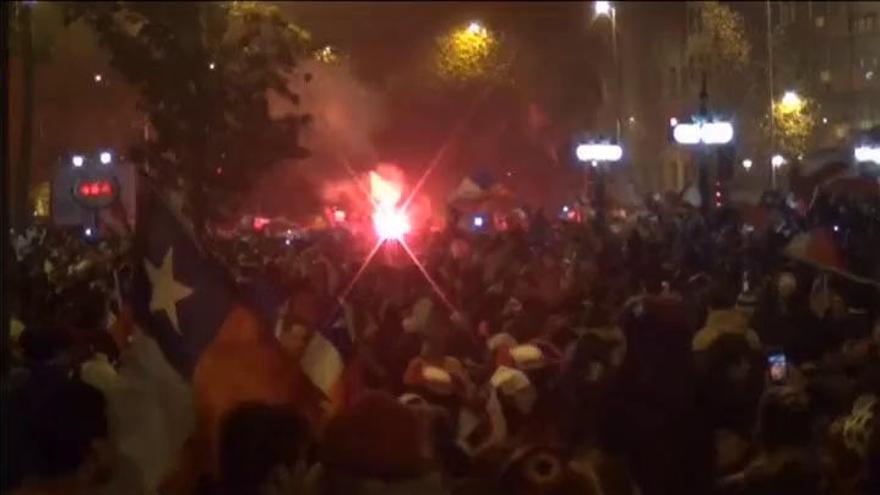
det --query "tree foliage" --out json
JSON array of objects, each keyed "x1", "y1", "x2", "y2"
[
  {"x1": 765, "y1": 96, "x2": 820, "y2": 157},
  {"x1": 433, "y1": 22, "x2": 510, "y2": 87},
  {"x1": 688, "y1": 2, "x2": 750, "y2": 74},
  {"x1": 687, "y1": 1, "x2": 752, "y2": 112},
  {"x1": 65, "y1": 2, "x2": 312, "y2": 224}
]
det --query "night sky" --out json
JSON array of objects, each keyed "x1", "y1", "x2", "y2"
[{"x1": 9, "y1": 2, "x2": 665, "y2": 215}]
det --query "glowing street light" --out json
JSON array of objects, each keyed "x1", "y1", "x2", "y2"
[
  {"x1": 595, "y1": 1, "x2": 613, "y2": 17},
  {"x1": 94, "y1": 73, "x2": 103, "y2": 83},
  {"x1": 742, "y1": 158, "x2": 753, "y2": 170},
  {"x1": 854, "y1": 145, "x2": 880, "y2": 164},
  {"x1": 771, "y1": 154, "x2": 786, "y2": 168},
  {"x1": 71, "y1": 155, "x2": 85, "y2": 167},
  {"x1": 99, "y1": 151, "x2": 112, "y2": 165},
  {"x1": 467, "y1": 21, "x2": 484, "y2": 35},
  {"x1": 575, "y1": 142, "x2": 623, "y2": 163},
  {"x1": 779, "y1": 90, "x2": 803, "y2": 113},
  {"x1": 672, "y1": 120, "x2": 734, "y2": 145}
]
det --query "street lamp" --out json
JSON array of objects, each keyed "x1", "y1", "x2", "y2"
[
  {"x1": 854, "y1": 145, "x2": 880, "y2": 164},
  {"x1": 672, "y1": 120, "x2": 734, "y2": 146},
  {"x1": 71, "y1": 155, "x2": 84, "y2": 167},
  {"x1": 771, "y1": 154, "x2": 786, "y2": 169},
  {"x1": 742, "y1": 158, "x2": 753, "y2": 170},
  {"x1": 467, "y1": 21, "x2": 484, "y2": 35},
  {"x1": 99, "y1": 151, "x2": 112, "y2": 165},
  {"x1": 672, "y1": 115, "x2": 734, "y2": 213},
  {"x1": 576, "y1": 140, "x2": 623, "y2": 231},
  {"x1": 779, "y1": 90, "x2": 803, "y2": 113},
  {"x1": 593, "y1": 1, "x2": 620, "y2": 142}
]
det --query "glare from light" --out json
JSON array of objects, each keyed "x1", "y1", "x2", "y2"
[
  {"x1": 374, "y1": 207, "x2": 411, "y2": 240},
  {"x1": 85, "y1": 227, "x2": 93, "y2": 237},
  {"x1": 467, "y1": 21, "x2": 484, "y2": 34},
  {"x1": 209, "y1": 62, "x2": 216, "y2": 70},
  {"x1": 771, "y1": 154, "x2": 786, "y2": 168},
  {"x1": 72, "y1": 155, "x2": 84, "y2": 167},
  {"x1": 702, "y1": 122, "x2": 734, "y2": 144},
  {"x1": 628, "y1": 116, "x2": 636, "y2": 124},
  {"x1": 833, "y1": 225, "x2": 840, "y2": 232},
  {"x1": 854, "y1": 145, "x2": 880, "y2": 164},
  {"x1": 99, "y1": 151, "x2": 112, "y2": 164},
  {"x1": 473, "y1": 216, "x2": 484, "y2": 227},
  {"x1": 285, "y1": 239, "x2": 292, "y2": 246},
  {"x1": 673, "y1": 121, "x2": 734, "y2": 145},
  {"x1": 576, "y1": 143, "x2": 623, "y2": 162},
  {"x1": 669, "y1": 117, "x2": 678, "y2": 127},
  {"x1": 779, "y1": 90, "x2": 802, "y2": 113},
  {"x1": 562, "y1": 206, "x2": 570, "y2": 212},
  {"x1": 94, "y1": 73, "x2": 103, "y2": 83},
  {"x1": 742, "y1": 158, "x2": 753, "y2": 170},
  {"x1": 595, "y1": 1, "x2": 612, "y2": 16},
  {"x1": 822, "y1": 117, "x2": 828, "y2": 124},
  {"x1": 673, "y1": 123, "x2": 701, "y2": 144}
]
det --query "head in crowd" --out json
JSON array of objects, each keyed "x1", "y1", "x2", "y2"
[
  {"x1": 320, "y1": 391, "x2": 433, "y2": 481},
  {"x1": 10, "y1": 377, "x2": 114, "y2": 493},
  {"x1": 218, "y1": 402, "x2": 309, "y2": 495},
  {"x1": 756, "y1": 385, "x2": 812, "y2": 452}
]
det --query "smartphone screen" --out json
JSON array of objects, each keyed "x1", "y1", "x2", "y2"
[{"x1": 768, "y1": 352, "x2": 788, "y2": 383}]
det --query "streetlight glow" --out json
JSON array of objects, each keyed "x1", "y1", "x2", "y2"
[
  {"x1": 779, "y1": 91, "x2": 803, "y2": 113},
  {"x1": 72, "y1": 155, "x2": 84, "y2": 167},
  {"x1": 854, "y1": 145, "x2": 880, "y2": 164},
  {"x1": 99, "y1": 151, "x2": 112, "y2": 165},
  {"x1": 595, "y1": 1, "x2": 612, "y2": 16},
  {"x1": 742, "y1": 159, "x2": 753, "y2": 170},
  {"x1": 771, "y1": 154, "x2": 786, "y2": 168},
  {"x1": 94, "y1": 73, "x2": 103, "y2": 83},
  {"x1": 672, "y1": 121, "x2": 734, "y2": 145},
  {"x1": 576, "y1": 143, "x2": 623, "y2": 162}
]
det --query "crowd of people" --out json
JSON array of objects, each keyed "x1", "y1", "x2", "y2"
[{"x1": 4, "y1": 191, "x2": 879, "y2": 495}]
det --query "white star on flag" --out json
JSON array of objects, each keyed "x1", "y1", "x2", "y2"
[{"x1": 144, "y1": 247, "x2": 194, "y2": 334}]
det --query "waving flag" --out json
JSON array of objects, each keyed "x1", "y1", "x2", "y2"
[
  {"x1": 129, "y1": 184, "x2": 320, "y2": 480},
  {"x1": 784, "y1": 228, "x2": 878, "y2": 286}
]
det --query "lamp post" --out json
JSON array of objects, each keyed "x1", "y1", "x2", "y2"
[
  {"x1": 576, "y1": 141, "x2": 623, "y2": 231},
  {"x1": 594, "y1": 1, "x2": 621, "y2": 142},
  {"x1": 854, "y1": 144, "x2": 880, "y2": 165},
  {"x1": 672, "y1": 74, "x2": 734, "y2": 213}
]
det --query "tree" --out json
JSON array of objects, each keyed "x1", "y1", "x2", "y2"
[
  {"x1": 66, "y1": 2, "x2": 312, "y2": 227},
  {"x1": 433, "y1": 21, "x2": 510, "y2": 88},
  {"x1": 686, "y1": 1, "x2": 752, "y2": 112},
  {"x1": 765, "y1": 95, "x2": 820, "y2": 157}
]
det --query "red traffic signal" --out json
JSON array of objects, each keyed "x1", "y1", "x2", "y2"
[
  {"x1": 77, "y1": 180, "x2": 115, "y2": 198},
  {"x1": 73, "y1": 178, "x2": 118, "y2": 209}
]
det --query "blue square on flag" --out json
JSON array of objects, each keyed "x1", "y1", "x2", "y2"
[{"x1": 131, "y1": 188, "x2": 236, "y2": 378}]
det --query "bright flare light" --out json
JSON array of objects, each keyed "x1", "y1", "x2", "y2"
[
  {"x1": 370, "y1": 171, "x2": 411, "y2": 240},
  {"x1": 576, "y1": 143, "x2": 623, "y2": 162},
  {"x1": 473, "y1": 216, "x2": 484, "y2": 227},
  {"x1": 467, "y1": 21, "x2": 484, "y2": 34},
  {"x1": 99, "y1": 151, "x2": 112, "y2": 164},
  {"x1": 742, "y1": 159, "x2": 753, "y2": 170},
  {"x1": 72, "y1": 155, "x2": 85, "y2": 167},
  {"x1": 854, "y1": 145, "x2": 880, "y2": 164}
]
